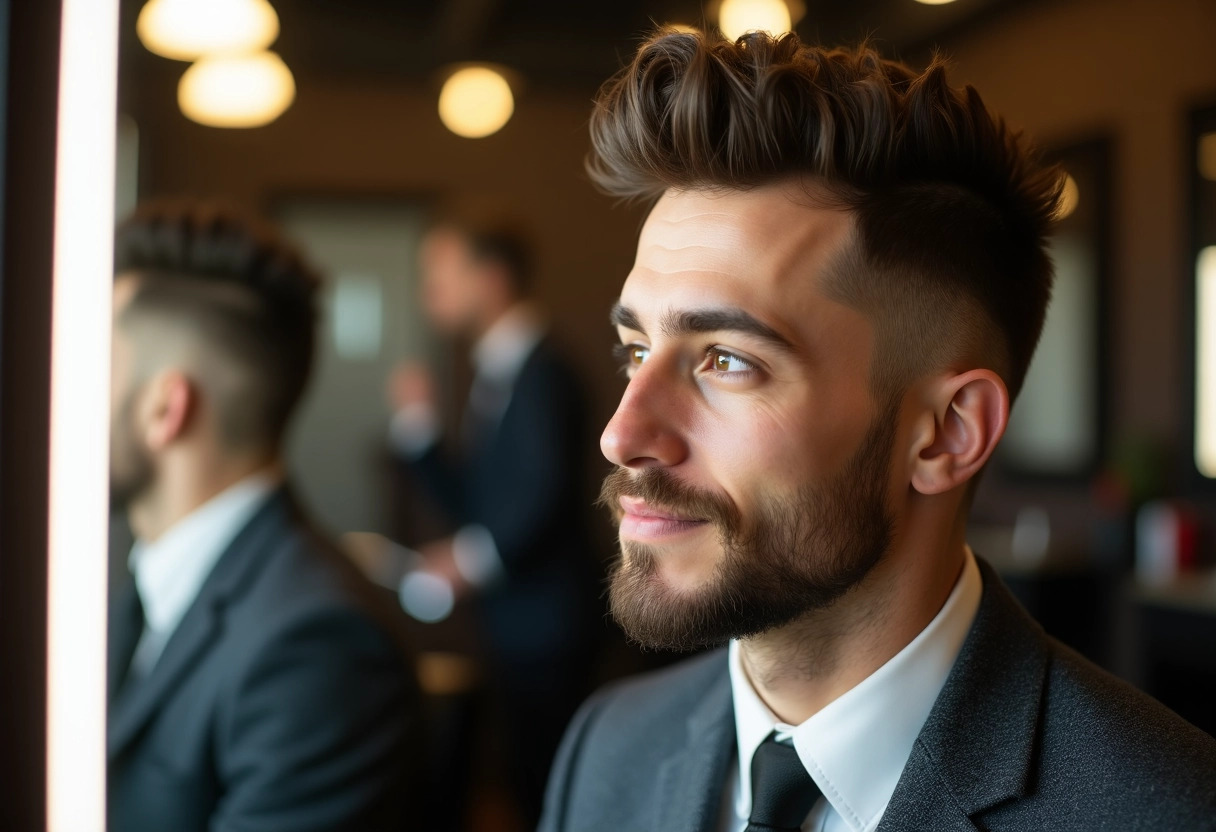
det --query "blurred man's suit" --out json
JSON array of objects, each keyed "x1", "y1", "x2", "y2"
[
  {"x1": 539, "y1": 558, "x2": 1216, "y2": 832},
  {"x1": 394, "y1": 314, "x2": 599, "y2": 823},
  {"x1": 108, "y1": 486, "x2": 420, "y2": 832}
]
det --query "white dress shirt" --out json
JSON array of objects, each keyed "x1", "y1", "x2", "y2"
[
  {"x1": 126, "y1": 471, "x2": 280, "y2": 679},
  {"x1": 390, "y1": 303, "x2": 545, "y2": 588},
  {"x1": 721, "y1": 548, "x2": 983, "y2": 832}
]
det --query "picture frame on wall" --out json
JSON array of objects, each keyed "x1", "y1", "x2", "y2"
[
  {"x1": 996, "y1": 137, "x2": 1112, "y2": 481},
  {"x1": 1184, "y1": 100, "x2": 1216, "y2": 491}
]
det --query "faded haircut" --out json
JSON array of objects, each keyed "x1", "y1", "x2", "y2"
[
  {"x1": 587, "y1": 29, "x2": 1062, "y2": 400},
  {"x1": 114, "y1": 200, "x2": 321, "y2": 450}
]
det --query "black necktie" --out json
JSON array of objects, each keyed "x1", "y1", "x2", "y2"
[{"x1": 746, "y1": 734, "x2": 821, "y2": 832}]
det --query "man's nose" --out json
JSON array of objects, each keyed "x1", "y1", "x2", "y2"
[{"x1": 600, "y1": 363, "x2": 689, "y2": 470}]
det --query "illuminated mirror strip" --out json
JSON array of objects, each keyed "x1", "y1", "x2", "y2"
[
  {"x1": 1196, "y1": 246, "x2": 1216, "y2": 478},
  {"x1": 47, "y1": 0, "x2": 119, "y2": 828}
]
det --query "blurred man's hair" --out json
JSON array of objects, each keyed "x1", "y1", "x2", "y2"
[
  {"x1": 433, "y1": 208, "x2": 534, "y2": 296},
  {"x1": 588, "y1": 29, "x2": 1063, "y2": 401},
  {"x1": 114, "y1": 200, "x2": 321, "y2": 450}
]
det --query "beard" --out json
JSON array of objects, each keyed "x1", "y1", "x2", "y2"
[
  {"x1": 601, "y1": 398, "x2": 899, "y2": 651},
  {"x1": 109, "y1": 386, "x2": 154, "y2": 513}
]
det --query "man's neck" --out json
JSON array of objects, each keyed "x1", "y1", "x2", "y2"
[
  {"x1": 466, "y1": 298, "x2": 514, "y2": 342},
  {"x1": 129, "y1": 454, "x2": 281, "y2": 543},
  {"x1": 738, "y1": 524, "x2": 967, "y2": 726}
]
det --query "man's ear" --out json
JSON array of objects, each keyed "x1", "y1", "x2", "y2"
[
  {"x1": 138, "y1": 369, "x2": 195, "y2": 451},
  {"x1": 908, "y1": 369, "x2": 1009, "y2": 496}
]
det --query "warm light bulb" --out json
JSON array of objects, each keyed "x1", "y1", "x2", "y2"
[
  {"x1": 137, "y1": 0, "x2": 279, "y2": 61},
  {"x1": 914, "y1": 0, "x2": 960, "y2": 5},
  {"x1": 438, "y1": 67, "x2": 515, "y2": 139},
  {"x1": 1054, "y1": 173, "x2": 1080, "y2": 221},
  {"x1": 718, "y1": 0, "x2": 792, "y2": 40},
  {"x1": 178, "y1": 51, "x2": 295, "y2": 128}
]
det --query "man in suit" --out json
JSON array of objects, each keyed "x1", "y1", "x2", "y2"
[
  {"x1": 388, "y1": 214, "x2": 599, "y2": 825},
  {"x1": 540, "y1": 29, "x2": 1216, "y2": 832},
  {"x1": 107, "y1": 201, "x2": 422, "y2": 832}
]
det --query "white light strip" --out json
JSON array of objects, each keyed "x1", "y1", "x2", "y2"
[
  {"x1": 1196, "y1": 246, "x2": 1216, "y2": 478},
  {"x1": 47, "y1": 0, "x2": 119, "y2": 828}
]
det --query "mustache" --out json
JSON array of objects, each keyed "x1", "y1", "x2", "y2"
[{"x1": 598, "y1": 467, "x2": 741, "y2": 533}]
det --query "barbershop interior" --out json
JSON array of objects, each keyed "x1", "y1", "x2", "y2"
[{"x1": 2, "y1": 0, "x2": 1215, "y2": 829}]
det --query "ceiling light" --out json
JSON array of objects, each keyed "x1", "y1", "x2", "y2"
[
  {"x1": 1054, "y1": 173, "x2": 1080, "y2": 221},
  {"x1": 137, "y1": 0, "x2": 279, "y2": 61},
  {"x1": 914, "y1": 0, "x2": 960, "y2": 5},
  {"x1": 718, "y1": 0, "x2": 792, "y2": 40},
  {"x1": 178, "y1": 51, "x2": 295, "y2": 128},
  {"x1": 438, "y1": 66, "x2": 515, "y2": 139}
]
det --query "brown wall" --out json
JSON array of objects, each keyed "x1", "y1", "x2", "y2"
[
  {"x1": 941, "y1": 0, "x2": 1216, "y2": 446},
  {"x1": 126, "y1": 70, "x2": 647, "y2": 432}
]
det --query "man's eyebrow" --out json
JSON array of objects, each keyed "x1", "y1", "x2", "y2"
[
  {"x1": 609, "y1": 302, "x2": 644, "y2": 332},
  {"x1": 662, "y1": 307, "x2": 796, "y2": 353}
]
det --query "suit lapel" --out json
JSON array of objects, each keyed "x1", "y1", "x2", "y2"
[
  {"x1": 653, "y1": 657, "x2": 736, "y2": 832},
  {"x1": 878, "y1": 558, "x2": 1049, "y2": 831},
  {"x1": 107, "y1": 577, "x2": 144, "y2": 704},
  {"x1": 876, "y1": 744, "x2": 981, "y2": 832},
  {"x1": 107, "y1": 490, "x2": 295, "y2": 760}
]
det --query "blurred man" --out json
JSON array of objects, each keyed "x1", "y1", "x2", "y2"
[
  {"x1": 107, "y1": 201, "x2": 421, "y2": 832},
  {"x1": 540, "y1": 30, "x2": 1216, "y2": 832},
  {"x1": 388, "y1": 215, "x2": 598, "y2": 825}
]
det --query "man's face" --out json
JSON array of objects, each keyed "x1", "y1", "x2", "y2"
[
  {"x1": 419, "y1": 229, "x2": 489, "y2": 337},
  {"x1": 601, "y1": 184, "x2": 900, "y2": 650},
  {"x1": 109, "y1": 276, "x2": 154, "y2": 512}
]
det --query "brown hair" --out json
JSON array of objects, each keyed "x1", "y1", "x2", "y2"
[
  {"x1": 588, "y1": 29, "x2": 1062, "y2": 399},
  {"x1": 114, "y1": 200, "x2": 321, "y2": 449},
  {"x1": 430, "y1": 207, "x2": 535, "y2": 296}
]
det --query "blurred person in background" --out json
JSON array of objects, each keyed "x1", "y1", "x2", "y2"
[
  {"x1": 539, "y1": 30, "x2": 1216, "y2": 832},
  {"x1": 107, "y1": 201, "x2": 422, "y2": 832},
  {"x1": 387, "y1": 212, "x2": 600, "y2": 826}
]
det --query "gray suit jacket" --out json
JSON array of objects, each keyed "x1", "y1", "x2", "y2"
[
  {"x1": 539, "y1": 559, "x2": 1216, "y2": 831},
  {"x1": 107, "y1": 490, "x2": 422, "y2": 832}
]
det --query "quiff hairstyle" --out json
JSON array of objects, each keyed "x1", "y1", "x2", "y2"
[
  {"x1": 589, "y1": 29, "x2": 1063, "y2": 400},
  {"x1": 114, "y1": 200, "x2": 321, "y2": 450}
]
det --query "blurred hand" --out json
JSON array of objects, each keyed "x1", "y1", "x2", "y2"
[
  {"x1": 340, "y1": 532, "x2": 420, "y2": 589},
  {"x1": 419, "y1": 538, "x2": 470, "y2": 598},
  {"x1": 387, "y1": 361, "x2": 435, "y2": 412}
]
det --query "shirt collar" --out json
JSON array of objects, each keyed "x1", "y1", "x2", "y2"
[
  {"x1": 471, "y1": 302, "x2": 545, "y2": 384},
  {"x1": 128, "y1": 470, "x2": 281, "y2": 637},
  {"x1": 729, "y1": 547, "x2": 983, "y2": 832}
]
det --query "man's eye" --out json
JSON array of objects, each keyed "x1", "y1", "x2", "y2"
[
  {"x1": 613, "y1": 343, "x2": 650, "y2": 373},
  {"x1": 708, "y1": 348, "x2": 753, "y2": 374}
]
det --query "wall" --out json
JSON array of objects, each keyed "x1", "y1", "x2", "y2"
[
  {"x1": 937, "y1": 0, "x2": 1216, "y2": 533},
  {"x1": 125, "y1": 68, "x2": 646, "y2": 439}
]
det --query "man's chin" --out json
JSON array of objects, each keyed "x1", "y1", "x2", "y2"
[
  {"x1": 608, "y1": 553, "x2": 737, "y2": 651},
  {"x1": 618, "y1": 538, "x2": 721, "y2": 593}
]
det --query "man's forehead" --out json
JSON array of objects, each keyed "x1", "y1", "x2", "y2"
[{"x1": 625, "y1": 184, "x2": 854, "y2": 315}]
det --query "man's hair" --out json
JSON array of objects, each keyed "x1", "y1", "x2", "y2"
[
  {"x1": 114, "y1": 200, "x2": 321, "y2": 450},
  {"x1": 433, "y1": 209, "x2": 534, "y2": 296},
  {"x1": 588, "y1": 29, "x2": 1063, "y2": 400}
]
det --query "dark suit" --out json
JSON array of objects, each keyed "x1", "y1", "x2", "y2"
[
  {"x1": 107, "y1": 490, "x2": 422, "y2": 832},
  {"x1": 398, "y1": 336, "x2": 600, "y2": 822},
  {"x1": 540, "y1": 558, "x2": 1216, "y2": 832}
]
